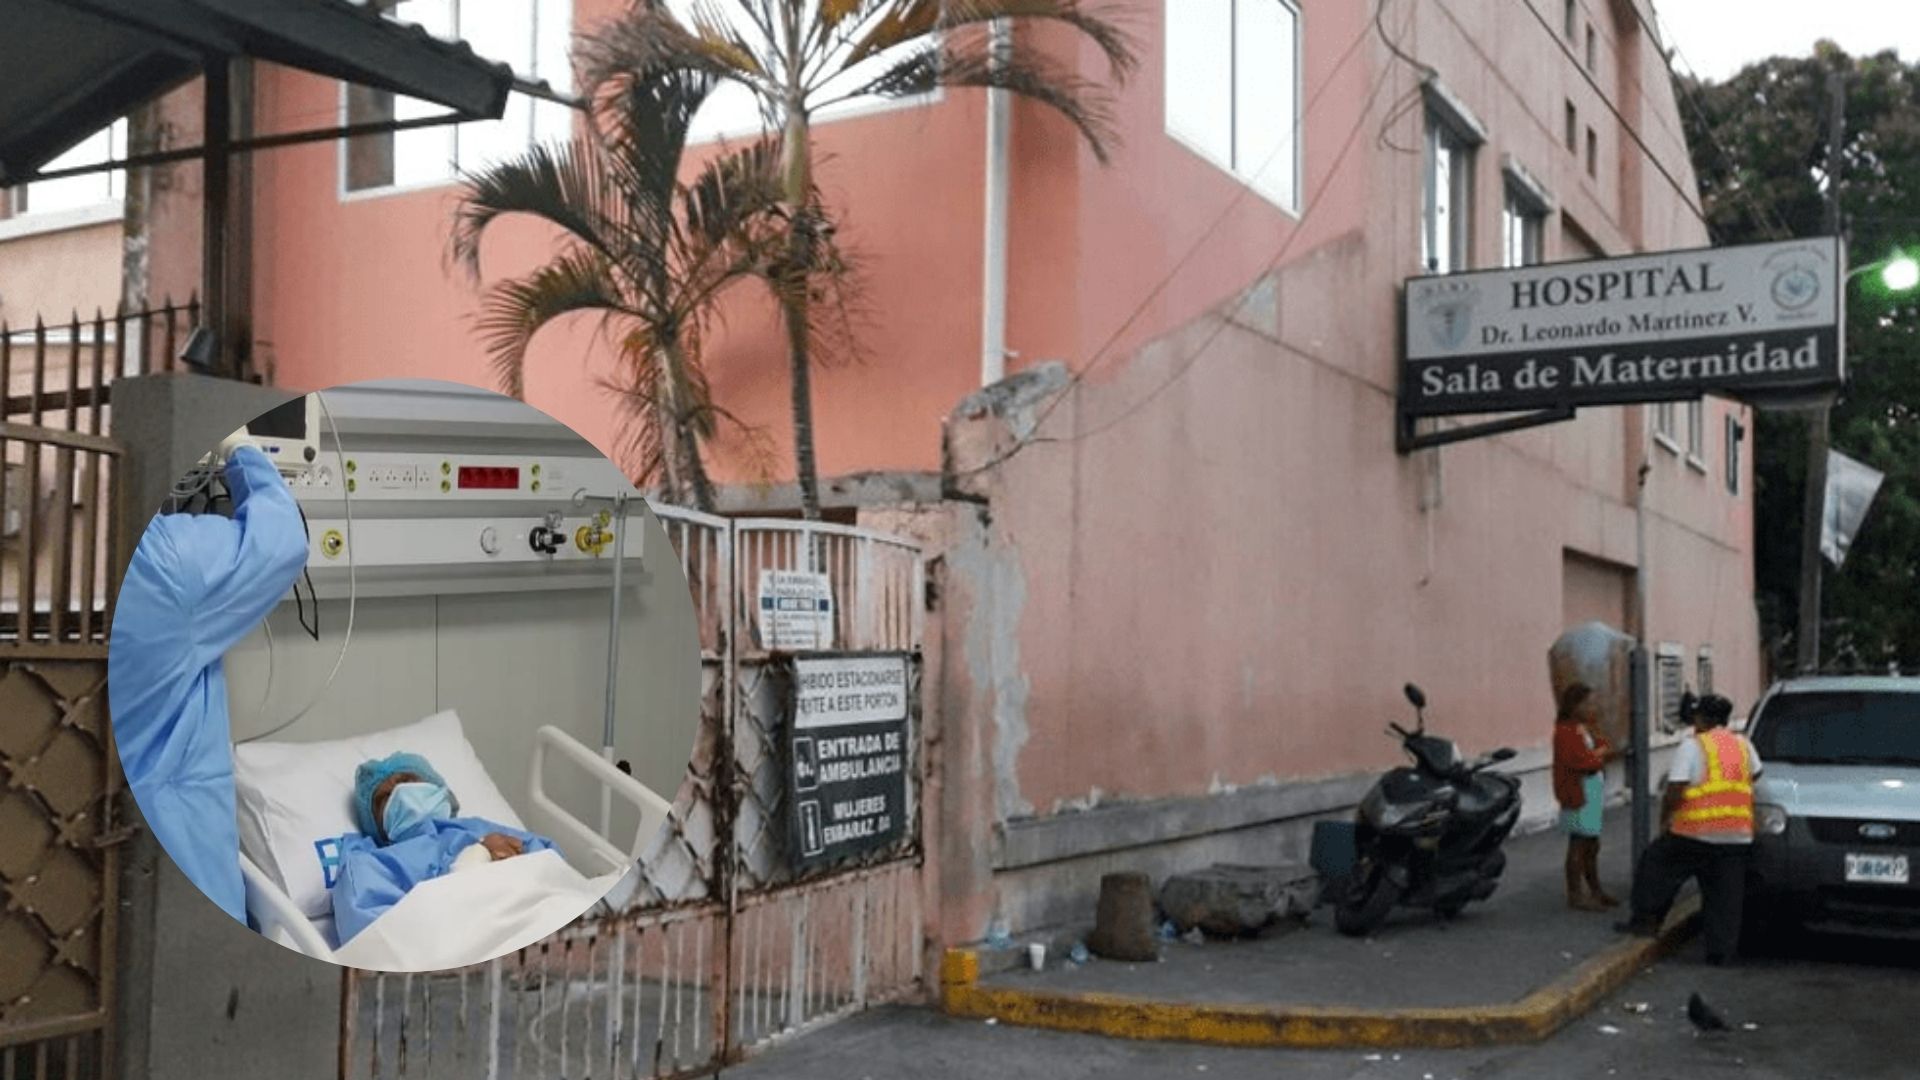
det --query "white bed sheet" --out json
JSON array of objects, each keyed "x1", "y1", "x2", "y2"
[{"x1": 330, "y1": 848, "x2": 619, "y2": 971}]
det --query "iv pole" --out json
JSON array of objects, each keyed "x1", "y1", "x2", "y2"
[{"x1": 574, "y1": 488, "x2": 633, "y2": 838}]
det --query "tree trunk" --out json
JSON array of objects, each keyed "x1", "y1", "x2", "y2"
[
  {"x1": 781, "y1": 105, "x2": 823, "y2": 522},
  {"x1": 663, "y1": 340, "x2": 717, "y2": 513}
]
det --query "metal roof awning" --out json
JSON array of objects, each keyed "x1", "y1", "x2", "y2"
[{"x1": 0, "y1": 0, "x2": 534, "y2": 184}]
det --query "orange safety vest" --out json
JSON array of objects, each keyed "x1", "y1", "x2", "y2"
[{"x1": 1671, "y1": 728, "x2": 1755, "y2": 840}]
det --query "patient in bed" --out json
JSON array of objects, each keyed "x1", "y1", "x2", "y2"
[{"x1": 331, "y1": 751, "x2": 559, "y2": 944}]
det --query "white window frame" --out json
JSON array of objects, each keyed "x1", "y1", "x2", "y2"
[
  {"x1": 1656, "y1": 642, "x2": 1686, "y2": 734},
  {"x1": 1500, "y1": 158, "x2": 1552, "y2": 270},
  {"x1": 5, "y1": 119, "x2": 128, "y2": 229},
  {"x1": 1725, "y1": 414, "x2": 1744, "y2": 494},
  {"x1": 1652, "y1": 402, "x2": 1680, "y2": 454},
  {"x1": 1685, "y1": 400, "x2": 1707, "y2": 471},
  {"x1": 1163, "y1": 0, "x2": 1304, "y2": 215},
  {"x1": 339, "y1": 0, "x2": 575, "y2": 201}
]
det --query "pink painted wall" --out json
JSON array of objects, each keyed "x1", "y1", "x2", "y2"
[{"x1": 940, "y1": 0, "x2": 1760, "y2": 828}]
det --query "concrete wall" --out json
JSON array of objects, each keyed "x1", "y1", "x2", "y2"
[
  {"x1": 0, "y1": 211, "x2": 122, "y2": 325},
  {"x1": 913, "y1": 1, "x2": 1761, "y2": 942}
]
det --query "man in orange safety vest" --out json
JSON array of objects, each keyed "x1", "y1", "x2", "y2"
[{"x1": 1617, "y1": 691, "x2": 1764, "y2": 964}]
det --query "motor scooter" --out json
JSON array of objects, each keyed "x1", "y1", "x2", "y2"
[{"x1": 1334, "y1": 683, "x2": 1523, "y2": 936}]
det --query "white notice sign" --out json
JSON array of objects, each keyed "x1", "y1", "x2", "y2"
[
  {"x1": 793, "y1": 655, "x2": 909, "y2": 730},
  {"x1": 757, "y1": 570, "x2": 835, "y2": 650}
]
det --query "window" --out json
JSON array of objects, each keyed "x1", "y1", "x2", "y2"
[
  {"x1": 1165, "y1": 0, "x2": 1301, "y2": 211},
  {"x1": 1564, "y1": 0, "x2": 1578, "y2": 37},
  {"x1": 1564, "y1": 101, "x2": 1577, "y2": 151},
  {"x1": 1653, "y1": 401, "x2": 1678, "y2": 448},
  {"x1": 1586, "y1": 126, "x2": 1598, "y2": 178},
  {"x1": 1585, "y1": 24, "x2": 1597, "y2": 71},
  {"x1": 344, "y1": 0, "x2": 574, "y2": 195},
  {"x1": 1697, "y1": 647, "x2": 1715, "y2": 698},
  {"x1": 6, "y1": 120, "x2": 127, "y2": 217},
  {"x1": 1421, "y1": 94, "x2": 1481, "y2": 274},
  {"x1": 1502, "y1": 183, "x2": 1546, "y2": 268},
  {"x1": 1685, "y1": 400, "x2": 1706, "y2": 465},
  {"x1": 1657, "y1": 645, "x2": 1685, "y2": 733},
  {"x1": 1725, "y1": 415, "x2": 1744, "y2": 493}
]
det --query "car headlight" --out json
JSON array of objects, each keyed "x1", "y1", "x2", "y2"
[{"x1": 1754, "y1": 803, "x2": 1789, "y2": 837}]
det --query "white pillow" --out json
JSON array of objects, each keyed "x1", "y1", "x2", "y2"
[{"x1": 233, "y1": 709, "x2": 526, "y2": 919}]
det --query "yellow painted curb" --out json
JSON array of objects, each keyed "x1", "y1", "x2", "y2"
[{"x1": 941, "y1": 895, "x2": 1701, "y2": 1049}]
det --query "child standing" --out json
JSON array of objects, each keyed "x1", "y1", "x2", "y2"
[{"x1": 1552, "y1": 683, "x2": 1620, "y2": 911}]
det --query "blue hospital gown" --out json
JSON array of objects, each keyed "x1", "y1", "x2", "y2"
[
  {"x1": 330, "y1": 817, "x2": 556, "y2": 944},
  {"x1": 108, "y1": 447, "x2": 309, "y2": 923}
]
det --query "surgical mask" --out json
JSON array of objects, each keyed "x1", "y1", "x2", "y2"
[{"x1": 383, "y1": 782, "x2": 454, "y2": 842}]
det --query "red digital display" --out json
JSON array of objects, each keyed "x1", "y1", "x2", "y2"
[{"x1": 458, "y1": 465, "x2": 521, "y2": 490}]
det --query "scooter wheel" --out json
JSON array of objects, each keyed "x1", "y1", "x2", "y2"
[
  {"x1": 1434, "y1": 898, "x2": 1469, "y2": 920},
  {"x1": 1335, "y1": 868, "x2": 1400, "y2": 937}
]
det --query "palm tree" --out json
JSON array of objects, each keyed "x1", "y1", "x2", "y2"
[
  {"x1": 450, "y1": 62, "x2": 788, "y2": 511},
  {"x1": 580, "y1": 1, "x2": 1138, "y2": 519}
]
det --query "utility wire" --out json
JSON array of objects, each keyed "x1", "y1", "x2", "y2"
[
  {"x1": 1516, "y1": 0, "x2": 1710, "y2": 229},
  {"x1": 1634, "y1": 2, "x2": 1793, "y2": 241},
  {"x1": 952, "y1": 0, "x2": 1415, "y2": 479}
]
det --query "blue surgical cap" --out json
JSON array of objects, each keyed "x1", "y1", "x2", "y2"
[{"x1": 353, "y1": 752, "x2": 457, "y2": 838}]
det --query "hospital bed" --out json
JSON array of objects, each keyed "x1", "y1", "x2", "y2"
[{"x1": 234, "y1": 710, "x2": 671, "y2": 970}]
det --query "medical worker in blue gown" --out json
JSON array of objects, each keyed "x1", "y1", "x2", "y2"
[
  {"x1": 330, "y1": 752, "x2": 558, "y2": 944},
  {"x1": 109, "y1": 446, "x2": 310, "y2": 923}
]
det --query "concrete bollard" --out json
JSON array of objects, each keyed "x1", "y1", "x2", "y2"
[{"x1": 1087, "y1": 871, "x2": 1159, "y2": 962}]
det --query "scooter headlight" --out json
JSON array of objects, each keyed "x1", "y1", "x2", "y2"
[{"x1": 1754, "y1": 803, "x2": 1789, "y2": 837}]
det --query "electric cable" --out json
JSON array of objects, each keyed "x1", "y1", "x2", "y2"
[
  {"x1": 948, "y1": 0, "x2": 1410, "y2": 480},
  {"x1": 237, "y1": 391, "x2": 357, "y2": 745}
]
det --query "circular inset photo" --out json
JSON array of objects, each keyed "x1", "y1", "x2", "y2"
[{"x1": 107, "y1": 379, "x2": 700, "y2": 971}]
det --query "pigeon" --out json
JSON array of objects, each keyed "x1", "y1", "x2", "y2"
[{"x1": 1687, "y1": 992, "x2": 1730, "y2": 1033}]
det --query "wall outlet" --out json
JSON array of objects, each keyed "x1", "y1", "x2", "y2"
[{"x1": 363, "y1": 464, "x2": 419, "y2": 490}]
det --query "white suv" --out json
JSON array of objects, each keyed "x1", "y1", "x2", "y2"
[{"x1": 1744, "y1": 676, "x2": 1920, "y2": 939}]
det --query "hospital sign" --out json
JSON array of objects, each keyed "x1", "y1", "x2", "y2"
[
  {"x1": 1401, "y1": 237, "x2": 1843, "y2": 417},
  {"x1": 785, "y1": 653, "x2": 911, "y2": 870}
]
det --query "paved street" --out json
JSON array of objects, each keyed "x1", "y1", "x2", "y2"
[{"x1": 728, "y1": 929, "x2": 1920, "y2": 1080}]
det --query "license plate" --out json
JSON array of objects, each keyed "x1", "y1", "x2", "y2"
[{"x1": 1845, "y1": 853, "x2": 1911, "y2": 885}]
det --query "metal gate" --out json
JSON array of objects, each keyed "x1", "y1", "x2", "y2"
[
  {"x1": 342, "y1": 509, "x2": 927, "y2": 1079},
  {"x1": 0, "y1": 420, "x2": 133, "y2": 1080}
]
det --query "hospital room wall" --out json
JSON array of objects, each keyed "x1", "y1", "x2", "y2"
[{"x1": 223, "y1": 502, "x2": 701, "y2": 835}]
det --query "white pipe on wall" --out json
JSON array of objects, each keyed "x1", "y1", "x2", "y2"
[{"x1": 980, "y1": 18, "x2": 1013, "y2": 388}]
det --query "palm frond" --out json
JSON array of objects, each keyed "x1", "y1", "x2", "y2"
[
  {"x1": 595, "y1": 65, "x2": 724, "y2": 257},
  {"x1": 473, "y1": 248, "x2": 628, "y2": 398},
  {"x1": 843, "y1": 0, "x2": 1136, "y2": 82},
  {"x1": 578, "y1": 2, "x2": 776, "y2": 97},
  {"x1": 839, "y1": 38, "x2": 1123, "y2": 162},
  {"x1": 450, "y1": 140, "x2": 620, "y2": 281}
]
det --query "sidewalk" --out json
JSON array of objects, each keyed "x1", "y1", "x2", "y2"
[{"x1": 942, "y1": 812, "x2": 1702, "y2": 1048}]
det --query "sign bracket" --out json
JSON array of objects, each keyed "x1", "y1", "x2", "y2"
[{"x1": 1396, "y1": 406, "x2": 1577, "y2": 455}]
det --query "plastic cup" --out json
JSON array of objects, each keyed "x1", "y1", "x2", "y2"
[{"x1": 1027, "y1": 942, "x2": 1046, "y2": 971}]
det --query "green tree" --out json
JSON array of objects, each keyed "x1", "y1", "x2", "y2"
[
  {"x1": 450, "y1": 64, "x2": 787, "y2": 511},
  {"x1": 580, "y1": 0, "x2": 1138, "y2": 519},
  {"x1": 1680, "y1": 43, "x2": 1920, "y2": 669}
]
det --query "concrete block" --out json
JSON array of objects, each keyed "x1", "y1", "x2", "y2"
[{"x1": 1160, "y1": 864, "x2": 1321, "y2": 937}]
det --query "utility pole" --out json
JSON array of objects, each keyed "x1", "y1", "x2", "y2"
[{"x1": 1795, "y1": 71, "x2": 1845, "y2": 675}]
